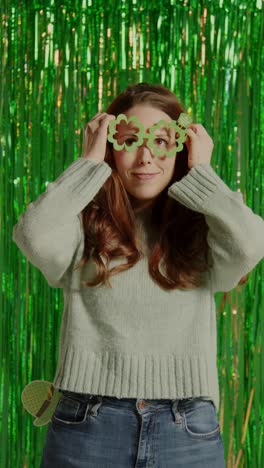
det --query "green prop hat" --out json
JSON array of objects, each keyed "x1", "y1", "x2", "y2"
[
  {"x1": 107, "y1": 112, "x2": 192, "y2": 157},
  {"x1": 21, "y1": 380, "x2": 62, "y2": 426}
]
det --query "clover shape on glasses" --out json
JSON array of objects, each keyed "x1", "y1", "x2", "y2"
[{"x1": 107, "y1": 112, "x2": 192, "y2": 158}]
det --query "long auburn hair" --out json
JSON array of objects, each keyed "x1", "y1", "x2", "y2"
[{"x1": 74, "y1": 82, "x2": 247, "y2": 291}]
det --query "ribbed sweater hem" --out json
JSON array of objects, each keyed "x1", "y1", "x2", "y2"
[
  {"x1": 168, "y1": 162, "x2": 231, "y2": 211},
  {"x1": 52, "y1": 345, "x2": 219, "y2": 411}
]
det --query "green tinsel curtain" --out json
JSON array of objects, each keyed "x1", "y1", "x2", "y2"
[{"x1": 0, "y1": 0, "x2": 263, "y2": 466}]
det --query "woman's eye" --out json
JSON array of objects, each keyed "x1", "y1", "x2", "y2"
[
  {"x1": 125, "y1": 138, "x2": 137, "y2": 146},
  {"x1": 123, "y1": 137, "x2": 168, "y2": 147},
  {"x1": 155, "y1": 138, "x2": 168, "y2": 146}
]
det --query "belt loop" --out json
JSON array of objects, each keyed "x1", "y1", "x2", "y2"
[
  {"x1": 171, "y1": 399, "x2": 182, "y2": 423},
  {"x1": 89, "y1": 396, "x2": 103, "y2": 416}
]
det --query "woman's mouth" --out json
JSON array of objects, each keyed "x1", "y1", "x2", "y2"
[{"x1": 132, "y1": 173, "x2": 159, "y2": 180}]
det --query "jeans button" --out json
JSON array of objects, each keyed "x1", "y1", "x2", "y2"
[{"x1": 138, "y1": 400, "x2": 146, "y2": 409}]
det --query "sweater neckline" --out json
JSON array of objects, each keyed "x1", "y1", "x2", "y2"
[
  {"x1": 134, "y1": 204, "x2": 156, "y2": 251},
  {"x1": 134, "y1": 204, "x2": 154, "y2": 220}
]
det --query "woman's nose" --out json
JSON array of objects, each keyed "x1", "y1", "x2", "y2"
[
  {"x1": 138, "y1": 136, "x2": 151, "y2": 150},
  {"x1": 137, "y1": 142, "x2": 153, "y2": 157}
]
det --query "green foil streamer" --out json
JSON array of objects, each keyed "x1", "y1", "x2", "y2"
[{"x1": 1, "y1": 1, "x2": 263, "y2": 467}]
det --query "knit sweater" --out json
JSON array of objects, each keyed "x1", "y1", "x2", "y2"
[{"x1": 12, "y1": 157, "x2": 264, "y2": 412}]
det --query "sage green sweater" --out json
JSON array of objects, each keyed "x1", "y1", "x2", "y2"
[{"x1": 12, "y1": 157, "x2": 264, "y2": 412}]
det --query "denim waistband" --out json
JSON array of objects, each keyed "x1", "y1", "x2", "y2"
[
  {"x1": 61, "y1": 389, "x2": 173, "y2": 404},
  {"x1": 59, "y1": 389, "x2": 210, "y2": 411}
]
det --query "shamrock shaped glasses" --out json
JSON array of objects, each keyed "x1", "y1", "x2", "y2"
[{"x1": 107, "y1": 112, "x2": 192, "y2": 158}]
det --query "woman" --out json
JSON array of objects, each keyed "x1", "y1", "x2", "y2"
[{"x1": 13, "y1": 83, "x2": 264, "y2": 467}]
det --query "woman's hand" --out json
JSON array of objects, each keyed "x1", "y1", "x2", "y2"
[
  {"x1": 184, "y1": 124, "x2": 214, "y2": 170},
  {"x1": 81, "y1": 112, "x2": 116, "y2": 163}
]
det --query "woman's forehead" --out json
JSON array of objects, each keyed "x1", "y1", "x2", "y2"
[{"x1": 115, "y1": 118, "x2": 173, "y2": 134}]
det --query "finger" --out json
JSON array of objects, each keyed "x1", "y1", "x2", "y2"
[
  {"x1": 94, "y1": 111, "x2": 106, "y2": 118},
  {"x1": 187, "y1": 124, "x2": 206, "y2": 135},
  {"x1": 94, "y1": 114, "x2": 115, "y2": 135},
  {"x1": 186, "y1": 125, "x2": 198, "y2": 134},
  {"x1": 87, "y1": 113, "x2": 107, "y2": 131},
  {"x1": 185, "y1": 128, "x2": 196, "y2": 136},
  {"x1": 86, "y1": 112, "x2": 106, "y2": 128},
  {"x1": 88, "y1": 113, "x2": 114, "y2": 127},
  {"x1": 87, "y1": 112, "x2": 104, "y2": 126}
]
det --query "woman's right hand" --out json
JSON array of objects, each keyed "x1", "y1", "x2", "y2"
[{"x1": 81, "y1": 112, "x2": 116, "y2": 163}]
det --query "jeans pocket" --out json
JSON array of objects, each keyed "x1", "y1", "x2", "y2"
[
  {"x1": 52, "y1": 393, "x2": 101, "y2": 427},
  {"x1": 181, "y1": 398, "x2": 221, "y2": 441}
]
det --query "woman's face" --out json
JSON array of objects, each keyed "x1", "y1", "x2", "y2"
[{"x1": 112, "y1": 104, "x2": 177, "y2": 212}]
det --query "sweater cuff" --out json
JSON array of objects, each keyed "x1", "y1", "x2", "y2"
[
  {"x1": 53, "y1": 157, "x2": 112, "y2": 197},
  {"x1": 168, "y1": 162, "x2": 231, "y2": 211}
]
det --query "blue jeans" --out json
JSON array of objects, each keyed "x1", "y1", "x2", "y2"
[{"x1": 40, "y1": 391, "x2": 225, "y2": 467}]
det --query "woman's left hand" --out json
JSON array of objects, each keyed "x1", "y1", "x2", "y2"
[{"x1": 184, "y1": 124, "x2": 214, "y2": 170}]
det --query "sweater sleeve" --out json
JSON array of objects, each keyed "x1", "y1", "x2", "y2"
[
  {"x1": 12, "y1": 157, "x2": 112, "y2": 288},
  {"x1": 167, "y1": 162, "x2": 264, "y2": 293}
]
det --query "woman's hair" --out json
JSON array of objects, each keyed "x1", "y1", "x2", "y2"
[{"x1": 74, "y1": 82, "x2": 247, "y2": 290}]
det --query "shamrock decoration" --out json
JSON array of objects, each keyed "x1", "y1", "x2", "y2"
[
  {"x1": 107, "y1": 112, "x2": 192, "y2": 157},
  {"x1": 107, "y1": 114, "x2": 146, "y2": 153},
  {"x1": 21, "y1": 380, "x2": 62, "y2": 426}
]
